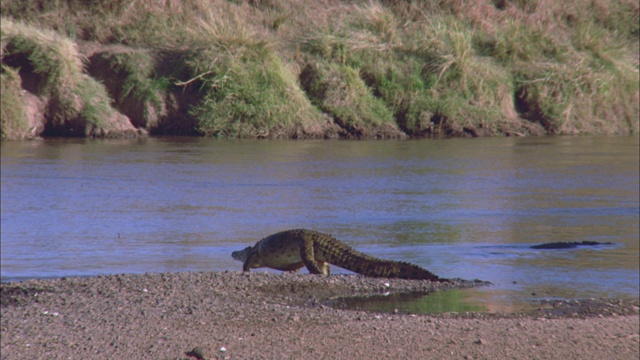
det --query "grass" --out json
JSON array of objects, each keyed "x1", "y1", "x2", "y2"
[
  {"x1": 1, "y1": 18, "x2": 137, "y2": 138},
  {"x1": 0, "y1": 65, "x2": 31, "y2": 139},
  {"x1": 185, "y1": 41, "x2": 327, "y2": 138},
  {"x1": 88, "y1": 50, "x2": 169, "y2": 131},
  {"x1": 0, "y1": 18, "x2": 83, "y2": 95},
  {"x1": 1, "y1": 0, "x2": 638, "y2": 139},
  {"x1": 300, "y1": 61, "x2": 398, "y2": 137}
]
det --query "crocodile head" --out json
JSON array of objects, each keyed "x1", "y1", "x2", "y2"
[{"x1": 231, "y1": 246, "x2": 253, "y2": 262}]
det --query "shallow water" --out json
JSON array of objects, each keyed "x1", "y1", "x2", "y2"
[{"x1": 1, "y1": 136, "x2": 638, "y2": 312}]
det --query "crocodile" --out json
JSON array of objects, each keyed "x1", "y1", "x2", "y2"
[
  {"x1": 231, "y1": 229, "x2": 448, "y2": 282},
  {"x1": 531, "y1": 241, "x2": 614, "y2": 249}
]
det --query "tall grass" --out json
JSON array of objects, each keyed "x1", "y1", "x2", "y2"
[
  {"x1": 87, "y1": 50, "x2": 169, "y2": 131},
  {"x1": 1, "y1": 0, "x2": 638, "y2": 138},
  {"x1": 1, "y1": 18, "x2": 138, "y2": 137},
  {"x1": 0, "y1": 65, "x2": 31, "y2": 139},
  {"x1": 187, "y1": 41, "x2": 327, "y2": 138}
]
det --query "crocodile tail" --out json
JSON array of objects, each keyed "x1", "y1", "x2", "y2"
[
  {"x1": 332, "y1": 251, "x2": 447, "y2": 282},
  {"x1": 313, "y1": 232, "x2": 447, "y2": 281},
  {"x1": 387, "y1": 261, "x2": 447, "y2": 281}
]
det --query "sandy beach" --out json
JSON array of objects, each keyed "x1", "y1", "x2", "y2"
[{"x1": 1, "y1": 272, "x2": 638, "y2": 359}]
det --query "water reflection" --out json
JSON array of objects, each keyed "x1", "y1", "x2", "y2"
[
  {"x1": 1, "y1": 137, "x2": 638, "y2": 310},
  {"x1": 327, "y1": 287, "x2": 542, "y2": 314}
]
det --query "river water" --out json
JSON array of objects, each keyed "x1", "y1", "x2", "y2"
[{"x1": 1, "y1": 136, "x2": 638, "y2": 312}]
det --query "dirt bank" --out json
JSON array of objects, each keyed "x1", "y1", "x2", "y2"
[{"x1": 1, "y1": 272, "x2": 638, "y2": 359}]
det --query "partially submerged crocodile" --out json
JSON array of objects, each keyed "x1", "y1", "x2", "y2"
[
  {"x1": 231, "y1": 229, "x2": 448, "y2": 282},
  {"x1": 531, "y1": 241, "x2": 614, "y2": 249}
]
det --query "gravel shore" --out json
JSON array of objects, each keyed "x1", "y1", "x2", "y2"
[{"x1": 2, "y1": 272, "x2": 638, "y2": 359}]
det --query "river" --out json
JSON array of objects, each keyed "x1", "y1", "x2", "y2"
[{"x1": 1, "y1": 136, "x2": 638, "y2": 312}]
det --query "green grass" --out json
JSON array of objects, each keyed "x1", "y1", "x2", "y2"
[
  {"x1": 186, "y1": 41, "x2": 327, "y2": 138},
  {"x1": 1, "y1": 18, "x2": 83, "y2": 95},
  {"x1": 1, "y1": 18, "x2": 137, "y2": 138},
  {"x1": 1, "y1": 0, "x2": 638, "y2": 139},
  {"x1": 300, "y1": 61, "x2": 397, "y2": 137},
  {"x1": 89, "y1": 50, "x2": 169, "y2": 131},
  {"x1": 0, "y1": 65, "x2": 31, "y2": 139},
  {"x1": 301, "y1": 10, "x2": 520, "y2": 137}
]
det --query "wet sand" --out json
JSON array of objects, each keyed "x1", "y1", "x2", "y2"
[{"x1": 2, "y1": 272, "x2": 638, "y2": 359}]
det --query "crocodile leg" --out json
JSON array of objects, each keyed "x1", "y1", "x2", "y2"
[
  {"x1": 321, "y1": 262, "x2": 331, "y2": 275},
  {"x1": 231, "y1": 229, "x2": 447, "y2": 280},
  {"x1": 300, "y1": 238, "x2": 329, "y2": 274},
  {"x1": 242, "y1": 252, "x2": 262, "y2": 272}
]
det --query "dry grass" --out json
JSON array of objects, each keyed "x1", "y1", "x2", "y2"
[
  {"x1": 1, "y1": 18, "x2": 138, "y2": 138},
  {"x1": 0, "y1": 65, "x2": 31, "y2": 139},
  {"x1": 1, "y1": 0, "x2": 638, "y2": 138}
]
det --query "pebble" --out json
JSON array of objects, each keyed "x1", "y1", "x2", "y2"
[{"x1": 3, "y1": 271, "x2": 638, "y2": 359}]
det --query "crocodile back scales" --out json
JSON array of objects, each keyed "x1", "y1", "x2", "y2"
[{"x1": 261, "y1": 229, "x2": 443, "y2": 281}]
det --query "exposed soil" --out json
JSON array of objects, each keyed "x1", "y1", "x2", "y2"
[
  {"x1": 2, "y1": 272, "x2": 638, "y2": 359},
  {"x1": 4, "y1": 40, "x2": 550, "y2": 141}
]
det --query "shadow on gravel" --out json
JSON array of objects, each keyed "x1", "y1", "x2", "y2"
[{"x1": 0, "y1": 285, "x2": 55, "y2": 306}]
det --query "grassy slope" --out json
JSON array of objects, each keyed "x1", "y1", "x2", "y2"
[
  {"x1": 1, "y1": 18, "x2": 139, "y2": 139},
  {"x1": 1, "y1": 0, "x2": 638, "y2": 139}
]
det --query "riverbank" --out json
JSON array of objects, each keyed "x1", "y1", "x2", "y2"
[
  {"x1": 1, "y1": 272, "x2": 638, "y2": 359},
  {"x1": 2, "y1": 0, "x2": 638, "y2": 140}
]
